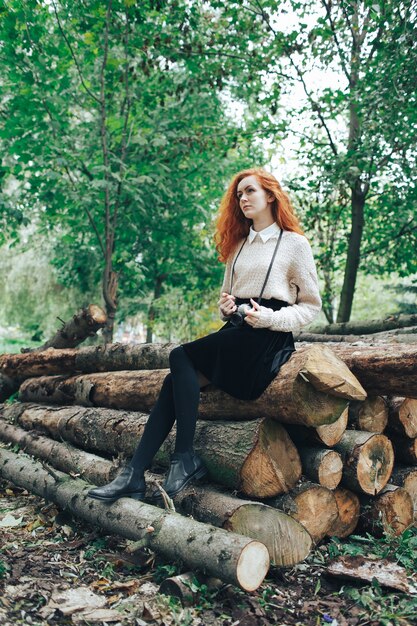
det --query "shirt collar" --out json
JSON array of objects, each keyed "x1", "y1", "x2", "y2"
[{"x1": 248, "y1": 222, "x2": 281, "y2": 243}]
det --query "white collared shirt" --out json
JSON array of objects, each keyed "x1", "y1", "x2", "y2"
[{"x1": 248, "y1": 221, "x2": 281, "y2": 243}]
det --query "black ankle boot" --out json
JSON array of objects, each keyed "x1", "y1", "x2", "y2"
[
  {"x1": 153, "y1": 451, "x2": 207, "y2": 500},
  {"x1": 87, "y1": 466, "x2": 146, "y2": 503}
]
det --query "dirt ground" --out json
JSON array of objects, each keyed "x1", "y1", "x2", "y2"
[{"x1": 1, "y1": 479, "x2": 416, "y2": 626}]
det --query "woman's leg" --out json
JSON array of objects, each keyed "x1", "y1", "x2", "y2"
[
  {"x1": 154, "y1": 346, "x2": 207, "y2": 498},
  {"x1": 87, "y1": 373, "x2": 176, "y2": 502}
]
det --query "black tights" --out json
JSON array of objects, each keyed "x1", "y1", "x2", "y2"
[{"x1": 129, "y1": 346, "x2": 201, "y2": 474}]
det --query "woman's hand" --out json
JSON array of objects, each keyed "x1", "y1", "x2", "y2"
[
  {"x1": 244, "y1": 298, "x2": 261, "y2": 327},
  {"x1": 218, "y1": 292, "x2": 237, "y2": 318}
]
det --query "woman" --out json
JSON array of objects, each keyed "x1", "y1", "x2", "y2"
[{"x1": 87, "y1": 168, "x2": 322, "y2": 503}]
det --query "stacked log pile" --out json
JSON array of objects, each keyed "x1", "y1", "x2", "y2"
[{"x1": 0, "y1": 340, "x2": 416, "y2": 589}]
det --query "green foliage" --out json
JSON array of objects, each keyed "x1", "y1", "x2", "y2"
[{"x1": 0, "y1": 559, "x2": 9, "y2": 579}]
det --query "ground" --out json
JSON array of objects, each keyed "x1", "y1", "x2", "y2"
[{"x1": 1, "y1": 479, "x2": 416, "y2": 626}]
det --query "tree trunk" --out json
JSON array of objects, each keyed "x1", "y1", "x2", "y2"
[
  {"x1": 3, "y1": 404, "x2": 302, "y2": 498},
  {"x1": 297, "y1": 447, "x2": 343, "y2": 489},
  {"x1": 337, "y1": 186, "x2": 366, "y2": 323},
  {"x1": 348, "y1": 396, "x2": 388, "y2": 433},
  {"x1": 327, "y1": 488, "x2": 360, "y2": 538},
  {"x1": 359, "y1": 485, "x2": 414, "y2": 536},
  {"x1": 0, "y1": 448, "x2": 269, "y2": 591},
  {"x1": 296, "y1": 329, "x2": 417, "y2": 343},
  {"x1": 286, "y1": 406, "x2": 348, "y2": 447},
  {"x1": 0, "y1": 342, "x2": 176, "y2": 380},
  {"x1": 330, "y1": 344, "x2": 417, "y2": 398},
  {"x1": 267, "y1": 481, "x2": 338, "y2": 544},
  {"x1": 0, "y1": 418, "x2": 311, "y2": 566},
  {"x1": 334, "y1": 431, "x2": 394, "y2": 495},
  {"x1": 305, "y1": 313, "x2": 417, "y2": 336},
  {"x1": 28, "y1": 305, "x2": 107, "y2": 352},
  {"x1": 386, "y1": 396, "x2": 417, "y2": 438}
]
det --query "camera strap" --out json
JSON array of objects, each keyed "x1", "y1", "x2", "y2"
[{"x1": 229, "y1": 227, "x2": 283, "y2": 303}]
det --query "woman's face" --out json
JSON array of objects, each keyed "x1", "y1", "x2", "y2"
[{"x1": 236, "y1": 175, "x2": 273, "y2": 223}]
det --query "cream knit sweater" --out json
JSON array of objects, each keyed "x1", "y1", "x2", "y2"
[{"x1": 219, "y1": 225, "x2": 322, "y2": 332}]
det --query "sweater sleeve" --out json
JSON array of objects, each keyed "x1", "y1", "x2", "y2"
[
  {"x1": 218, "y1": 257, "x2": 233, "y2": 321},
  {"x1": 253, "y1": 236, "x2": 322, "y2": 332}
]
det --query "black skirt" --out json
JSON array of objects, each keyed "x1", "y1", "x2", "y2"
[{"x1": 182, "y1": 297, "x2": 295, "y2": 401}]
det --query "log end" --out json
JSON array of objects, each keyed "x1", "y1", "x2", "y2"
[
  {"x1": 302, "y1": 345, "x2": 367, "y2": 401},
  {"x1": 236, "y1": 540, "x2": 270, "y2": 592},
  {"x1": 327, "y1": 488, "x2": 360, "y2": 538},
  {"x1": 87, "y1": 305, "x2": 107, "y2": 325},
  {"x1": 316, "y1": 406, "x2": 348, "y2": 446},
  {"x1": 318, "y1": 451, "x2": 343, "y2": 490},
  {"x1": 357, "y1": 434, "x2": 394, "y2": 495},
  {"x1": 240, "y1": 420, "x2": 301, "y2": 498},
  {"x1": 228, "y1": 503, "x2": 312, "y2": 567}
]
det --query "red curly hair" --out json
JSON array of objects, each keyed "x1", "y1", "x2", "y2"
[{"x1": 215, "y1": 168, "x2": 304, "y2": 262}]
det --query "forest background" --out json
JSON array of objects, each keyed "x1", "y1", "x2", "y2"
[{"x1": 0, "y1": 0, "x2": 416, "y2": 351}]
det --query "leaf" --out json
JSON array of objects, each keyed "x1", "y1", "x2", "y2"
[{"x1": 0, "y1": 513, "x2": 24, "y2": 527}]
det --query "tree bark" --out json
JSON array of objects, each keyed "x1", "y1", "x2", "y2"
[
  {"x1": 327, "y1": 488, "x2": 360, "y2": 538},
  {"x1": 0, "y1": 342, "x2": 176, "y2": 380},
  {"x1": 359, "y1": 485, "x2": 414, "y2": 537},
  {"x1": 266, "y1": 481, "x2": 338, "y2": 544},
  {"x1": 0, "y1": 448, "x2": 269, "y2": 591},
  {"x1": 386, "y1": 397, "x2": 417, "y2": 438},
  {"x1": 348, "y1": 396, "x2": 388, "y2": 433},
  {"x1": 0, "y1": 418, "x2": 311, "y2": 566},
  {"x1": 329, "y1": 344, "x2": 417, "y2": 398},
  {"x1": 334, "y1": 431, "x2": 394, "y2": 495},
  {"x1": 3, "y1": 403, "x2": 302, "y2": 497},
  {"x1": 297, "y1": 447, "x2": 343, "y2": 489}
]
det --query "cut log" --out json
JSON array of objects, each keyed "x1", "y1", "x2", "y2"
[
  {"x1": 3, "y1": 404, "x2": 302, "y2": 497},
  {"x1": 0, "y1": 448, "x2": 270, "y2": 591},
  {"x1": 359, "y1": 485, "x2": 414, "y2": 536},
  {"x1": 24, "y1": 304, "x2": 107, "y2": 352},
  {"x1": 287, "y1": 406, "x2": 348, "y2": 447},
  {"x1": 348, "y1": 396, "x2": 388, "y2": 433},
  {"x1": 174, "y1": 483, "x2": 312, "y2": 566},
  {"x1": 3, "y1": 343, "x2": 367, "y2": 409},
  {"x1": 329, "y1": 344, "x2": 417, "y2": 398},
  {"x1": 18, "y1": 346, "x2": 366, "y2": 427},
  {"x1": 334, "y1": 431, "x2": 394, "y2": 495},
  {"x1": 389, "y1": 434, "x2": 417, "y2": 465},
  {"x1": 389, "y1": 466, "x2": 417, "y2": 522},
  {"x1": 159, "y1": 573, "x2": 222, "y2": 605},
  {"x1": 0, "y1": 342, "x2": 175, "y2": 379},
  {"x1": 296, "y1": 331, "x2": 417, "y2": 343},
  {"x1": 296, "y1": 447, "x2": 343, "y2": 489},
  {"x1": 327, "y1": 488, "x2": 360, "y2": 538},
  {"x1": 0, "y1": 418, "x2": 311, "y2": 566},
  {"x1": 307, "y1": 313, "x2": 417, "y2": 335},
  {"x1": 266, "y1": 481, "x2": 338, "y2": 544},
  {"x1": 386, "y1": 397, "x2": 417, "y2": 438}
]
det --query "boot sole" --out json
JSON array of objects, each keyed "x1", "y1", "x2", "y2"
[
  {"x1": 153, "y1": 466, "x2": 208, "y2": 500},
  {"x1": 87, "y1": 491, "x2": 146, "y2": 503}
]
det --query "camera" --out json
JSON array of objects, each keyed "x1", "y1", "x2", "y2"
[{"x1": 230, "y1": 303, "x2": 251, "y2": 327}]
